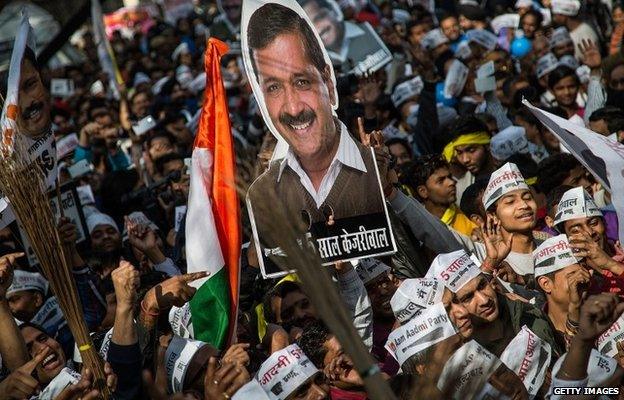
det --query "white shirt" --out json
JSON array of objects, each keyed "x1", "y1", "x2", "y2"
[{"x1": 277, "y1": 122, "x2": 367, "y2": 208}]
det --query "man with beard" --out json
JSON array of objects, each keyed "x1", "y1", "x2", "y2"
[
  {"x1": 246, "y1": 4, "x2": 385, "y2": 244},
  {"x1": 87, "y1": 212, "x2": 122, "y2": 278}
]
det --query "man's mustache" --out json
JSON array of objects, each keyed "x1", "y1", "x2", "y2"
[
  {"x1": 22, "y1": 101, "x2": 43, "y2": 119},
  {"x1": 279, "y1": 109, "x2": 315, "y2": 126}
]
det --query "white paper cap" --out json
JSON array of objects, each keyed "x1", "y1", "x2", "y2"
[
  {"x1": 533, "y1": 234, "x2": 579, "y2": 277},
  {"x1": 515, "y1": 0, "x2": 533, "y2": 8},
  {"x1": 233, "y1": 379, "x2": 272, "y2": 400},
  {"x1": 356, "y1": 258, "x2": 390, "y2": 285},
  {"x1": 426, "y1": 250, "x2": 481, "y2": 293},
  {"x1": 133, "y1": 72, "x2": 151, "y2": 87},
  {"x1": 165, "y1": 336, "x2": 208, "y2": 393},
  {"x1": 466, "y1": 29, "x2": 498, "y2": 51},
  {"x1": 390, "y1": 278, "x2": 444, "y2": 323},
  {"x1": 553, "y1": 187, "x2": 603, "y2": 228},
  {"x1": 256, "y1": 344, "x2": 319, "y2": 400},
  {"x1": 550, "y1": 27, "x2": 572, "y2": 47},
  {"x1": 482, "y1": 163, "x2": 529, "y2": 210},
  {"x1": 420, "y1": 29, "x2": 448, "y2": 50},
  {"x1": 152, "y1": 76, "x2": 170, "y2": 96},
  {"x1": 169, "y1": 302, "x2": 195, "y2": 339},
  {"x1": 172, "y1": 42, "x2": 191, "y2": 61},
  {"x1": 86, "y1": 212, "x2": 118, "y2": 235},
  {"x1": 536, "y1": 53, "x2": 559, "y2": 78},
  {"x1": 552, "y1": 348, "x2": 617, "y2": 388},
  {"x1": 499, "y1": 326, "x2": 551, "y2": 396},
  {"x1": 7, "y1": 270, "x2": 48, "y2": 298},
  {"x1": 385, "y1": 302, "x2": 457, "y2": 366},
  {"x1": 490, "y1": 13, "x2": 520, "y2": 34},
  {"x1": 551, "y1": 0, "x2": 580, "y2": 16},
  {"x1": 558, "y1": 54, "x2": 579, "y2": 70},
  {"x1": 391, "y1": 76, "x2": 424, "y2": 108},
  {"x1": 490, "y1": 126, "x2": 530, "y2": 161}
]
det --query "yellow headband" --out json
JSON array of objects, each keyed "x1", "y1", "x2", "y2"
[
  {"x1": 255, "y1": 273, "x2": 301, "y2": 342},
  {"x1": 442, "y1": 132, "x2": 491, "y2": 162}
]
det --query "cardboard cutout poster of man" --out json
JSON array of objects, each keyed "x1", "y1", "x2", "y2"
[
  {"x1": 296, "y1": 0, "x2": 391, "y2": 74},
  {"x1": 0, "y1": 11, "x2": 57, "y2": 228},
  {"x1": 242, "y1": 0, "x2": 396, "y2": 278}
]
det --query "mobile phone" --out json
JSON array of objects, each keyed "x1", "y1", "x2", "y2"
[{"x1": 132, "y1": 115, "x2": 157, "y2": 136}]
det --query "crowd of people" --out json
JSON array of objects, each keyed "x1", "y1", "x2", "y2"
[{"x1": 3, "y1": 0, "x2": 624, "y2": 398}]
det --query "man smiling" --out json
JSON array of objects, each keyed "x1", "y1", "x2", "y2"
[{"x1": 246, "y1": 3, "x2": 385, "y2": 241}]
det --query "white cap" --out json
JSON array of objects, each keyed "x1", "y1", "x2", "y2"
[
  {"x1": 596, "y1": 314, "x2": 624, "y2": 358},
  {"x1": 7, "y1": 270, "x2": 48, "y2": 297},
  {"x1": 558, "y1": 54, "x2": 579, "y2": 70},
  {"x1": 490, "y1": 13, "x2": 520, "y2": 34},
  {"x1": 257, "y1": 344, "x2": 319, "y2": 400},
  {"x1": 172, "y1": 42, "x2": 191, "y2": 61},
  {"x1": 499, "y1": 326, "x2": 551, "y2": 396},
  {"x1": 390, "y1": 278, "x2": 444, "y2": 323},
  {"x1": 466, "y1": 29, "x2": 498, "y2": 51},
  {"x1": 165, "y1": 336, "x2": 211, "y2": 393},
  {"x1": 38, "y1": 368, "x2": 81, "y2": 400},
  {"x1": 86, "y1": 212, "x2": 118, "y2": 235},
  {"x1": 421, "y1": 29, "x2": 448, "y2": 51},
  {"x1": 551, "y1": 349, "x2": 617, "y2": 388},
  {"x1": 133, "y1": 72, "x2": 151, "y2": 87},
  {"x1": 189, "y1": 72, "x2": 207, "y2": 94},
  {"x1": 152, "y1": 76, "x2": 170, "y2": 96},
  {"x1": 356, "y1": 258, "x2": 390, "y2": 285},
  {"x1": 169, "y1": 303, "x2": 194, "y2": 339},
  {"x1": 436, "y1": 340, "x2": 502, "y2": 397},
  {"x1": 391, "y1": 76, "x2": 423, "y2": 108},
  {"x1": 533, "y1": 234, "x2": 579, "y2": 277},
  {"x1": 490, "y1": 126, "x2": 530, "y2": 161},
  {"x1": 482, "y1": 163, "x2": 529, "y2": 210},
  {"x1": 550, "y1": 27, "x2": 572, "y2": 47},
  {"x1": 73, "y1": 328, "x2": 113, "y2": 364},
  {"x1": 515, "y1": 0, "x2": 533, "y2": 8},
  {"x1": 233, "y1": 380, "x2": 271, "y2": 400},
  {"x1": 553, "y1": 187, "x2": 603, "y2": 228},
  {"x1": 536, "y1": 53, "x2": 559, "y2": 78},
  {"x1": 551, "y1": 0, "x2": 580, "y2": 16},
  {"x1": 425, "y1": 250, "x2": 481, "y2": 293},
  {"x1": 90, "y1": 80, "x2": 105, "y2": 96},
  {"x1": 385, "y1": 302, "x2": 457, "y2": 366}
]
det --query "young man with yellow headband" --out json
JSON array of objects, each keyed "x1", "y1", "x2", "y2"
[{"x1": 443, "y1": 116, "x2": 497, "y2": 204}]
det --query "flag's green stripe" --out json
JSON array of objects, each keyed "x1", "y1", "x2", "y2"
[{"x1": 189, "y1": 267, "x2": 230, "y2": 349}]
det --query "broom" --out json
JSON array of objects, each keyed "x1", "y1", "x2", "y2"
[
  {"x1": 0, "y1": 135, "x2": 109, "y2": 398},
  {"x1": 247, "y1": 180, "x2": 398, "y2": 400}
]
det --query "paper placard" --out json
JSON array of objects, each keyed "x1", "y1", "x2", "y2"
[
  {"x1": 76, "y1": 184, "x2": 95, "y2": 206},
  {"x1": 475, "y1": 76, "x2": 496, "y2": 93},
  {"x1": 477, "y1": 61, "x2": 495, "y2": 78},
  {"x1": 444, "y1": 59, "x2": 469, "y2": 99},
  {"x1": 56, "y1": 133, "x2": 79, "y2": 159},
  {"x1": 175, "y1": 205, "x2": 187, "y2": 233},
  {"x1": 50, "y1": 78, "x2": 75, "y2": 98}
]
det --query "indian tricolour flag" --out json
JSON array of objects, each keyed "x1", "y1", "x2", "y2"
[{"x1": 186, "y1": 38, "x2": 241, "y2": 348}]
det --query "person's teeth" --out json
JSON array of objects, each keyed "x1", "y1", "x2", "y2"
[
  {"x1": 43, "y1": 354, "x2": 55, "y2": 365},
  {"x1": 291, "y1": 121, "x2": 311, "y2": 130}
]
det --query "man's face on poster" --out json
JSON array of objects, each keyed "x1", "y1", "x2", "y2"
[
  {"x1": 18, "y1": 57, "x2": 50, "y2": 138},
  {"x1": 253, "y1": 31, "x2": 337, "y2": 162},
  {"x1": 302, "y1": 1, "x2": 344, "y2": 53}
]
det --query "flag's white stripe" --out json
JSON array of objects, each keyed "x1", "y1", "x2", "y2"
[{"x1": 185, "y1": 147, "x2": 224, "y2": 289}]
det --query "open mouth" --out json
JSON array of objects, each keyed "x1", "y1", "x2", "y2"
[
  {"x1": 290, "y1": 120, "x2": 313, "y2": 131},
  {"x1": 43, "y1": 353, "x2": 60, "y2": 370}
]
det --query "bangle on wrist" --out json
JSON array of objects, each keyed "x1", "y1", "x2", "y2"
[{"x1": 140, "y1": 300, "x2": 159, "y2": 317}]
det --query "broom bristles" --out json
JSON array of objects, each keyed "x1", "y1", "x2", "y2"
[{"x1": 0, "y1": 138, "x2": 109, "y2": 398}]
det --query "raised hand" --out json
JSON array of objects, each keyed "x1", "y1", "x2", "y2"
[
  {"x1": 111, "y1": 260, "x2": 140, "y2": 308},
  {"x1": 142, "y1": 271, "x2": 209, "y2": 314},
  {"x1": 58, "y1": 217, "x2": 78, "y2": 246},
  {"x1": 204, "y1": 358, "x2": 250, "y2": 400},
  {"x1": 0, "y1": 252, "x2": 24, "y2": 299},
  {"x1": 356, "y1": 117, "x2": 384, "y2": 148},
  {"x1": 566, "y1": 267, "x2": 591, "y2": 322},
  {"x1": 568, "y1": 231, "x2": 624, "y2": 275},
  {"x1": 577, "y1": 293, "x2": 624, "y2": 342},
  {"x1": 125, "y1": 217, "x2": 159, "y2": 254},
  {"x1": 578, "y1": 39, "x2": 602, "y2": 70},
  {"x1": 480, "y1": 215, "x2": 513, "y2": 269},
  {"x1": 221, "y1": 343, "x2": 250, "y2": 367}
]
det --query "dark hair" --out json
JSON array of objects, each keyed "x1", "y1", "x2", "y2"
[
  {"x1": 439, "y1": 11, "x2": 458, "y2": 24},
  {"x1": 521, "y1": 8, "x2": 544, "y2": 27},
  {"x1": 386, "y1": 137, "x2": 412, "y2": 158},
  {"x1": 400, "y1": 155, "x2": 450, "y2": 200},
  {"x1": 87, "y1": 98, "x2": 110, "y2": 119},
  {"x1": 460, "y1": 178, "x2": 489, "y2": 219},
  {"x1": 547, "y1": 65, "x2": 579, "y2": 90},
  {"x1": 588, "y1": 106, "x2": 624, "y2": 132},
  {"x1": 514, "y1": 108, "x2": 541, "y2": 128},
  {"x1": 458, "y1": 4, "x2": 486, "y2": 21},
  {"x1": 247, "y1": 3, "x2": 328, "y2": 80},
  {"x1": 536, "y1": 153, "x2": 581, "y2": 194},
  {"x1": 262, "y1": 281, "x2": 303, "y2": 324},
  {"x1": 504, "y1": 153, "x2": 537, "y2": 182},
  {"x1": 0, "y1": 46, "x2": 41, "y2": 99},
  {"x1": 146, "y1": 130, "x2": 175, "y2": 150},
  {"x1": 154, "y1": 152, "x2": 184, "y2": 175},
  {"x1": 546, "y1": 184, "x2": 574, "y2": 218},
  {"x1": 475, "y1": 113, "x2": 496, "y2": 131},
  {"x1": 296, "y1": 320, "x2": 331, "y2": 368}
]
